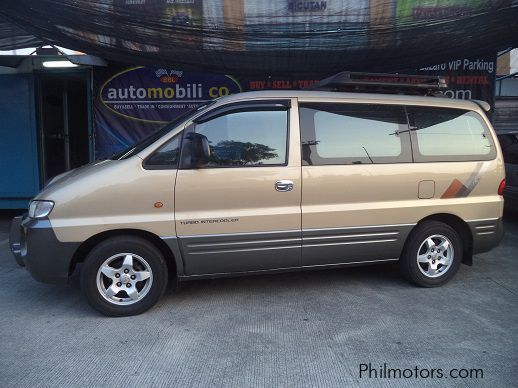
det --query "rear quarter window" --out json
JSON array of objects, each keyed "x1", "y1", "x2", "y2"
[{"x1": 408, "y1": 107, "x2": 496, "y2": 162}]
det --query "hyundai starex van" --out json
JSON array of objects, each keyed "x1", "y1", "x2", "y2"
[{"x1": 10, "y1": 73, "x2": 505, "y2": 316}]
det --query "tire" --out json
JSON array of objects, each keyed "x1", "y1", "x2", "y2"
[
  {"x1": 81, "y1": 236, "x2": 168, "y2": 316},
  {"x1": 400, "y1": 221, "x2": 462, "y2": 287}
]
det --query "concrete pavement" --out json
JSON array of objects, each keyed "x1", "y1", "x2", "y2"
[{"x1": 0, "y1": 212, "x2": 517, "y2": 387}]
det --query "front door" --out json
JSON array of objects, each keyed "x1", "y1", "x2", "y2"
[{"x1": 175, "y1": 99, "x2": 302, "y2": 275}]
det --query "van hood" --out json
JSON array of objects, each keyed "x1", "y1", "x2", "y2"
[{"x1": 35, "y1": 160, "x2": 115, "y2": 200}]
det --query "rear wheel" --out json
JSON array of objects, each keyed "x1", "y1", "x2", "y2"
[
  {"x1": 81, "y1": 236, "x2": 168, "y2": 316},
  {"x1": 400, "y1": 221, "x2": 462, "y2": 287}
]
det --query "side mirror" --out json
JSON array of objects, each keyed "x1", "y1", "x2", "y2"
[{"x1": 190, "y1": 133, "x2": 211, "y2": 167}]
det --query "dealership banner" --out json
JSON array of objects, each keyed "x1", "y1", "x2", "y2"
[
  {"x1": 93, "y1": 56, "x2": 496, "y2": 159},
  {"x1": 412, "y1": 55, "x2": 496, "y2": 110},
  {"x1": 93, "y1": 66, "x2": 242, "y2": 158},
  {"x1": 93, "y1": 66, "x2": 321, "y2": 159}
]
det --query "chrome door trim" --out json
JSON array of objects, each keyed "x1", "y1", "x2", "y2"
[
  {"x1": 303, "y1": 238, "x2": 397, "y2": 248},
  {"x1": 303, "y1": 231, "x2": 399, "y2": 240},
  {"x1": 466, "y1": 217, "x2": 499, "y2": 223},
  {"x1": 177, "y1": 224, "x2": 413, "y2": 275},
  {"x1": 189, "y1": 245, "x2": 302, "y2": 255},
  {"x1": 178, "y1": 229, "x2": 302, "y2": 275},
  {"x1": 177, "y1": 228, "x2": 301, "y2": 239},
  {"x1": 302, "y1": 223, "x2": 416, "y2": 232},
  {"x1": 173, "y1": 223, "x2": 417, "y2": 239},
  {"x1": 301, "y1": 224, "x2": 413, "y2": 266},
  {"x1": 188, "y1": 237, "x2": 302, "y2": 248},
  {"x1": 301, "y1": 258, "x2": 400, "y2": 268}
]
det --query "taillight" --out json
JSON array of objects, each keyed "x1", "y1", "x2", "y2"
[{"x1": 498, "y1": 179, "x2": 506, "y2": 196}]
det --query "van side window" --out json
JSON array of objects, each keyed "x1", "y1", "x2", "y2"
[
  {"x1": 143, "y1": 133, "x2": 181, "y2": 169},
  {"x1": 194, "y1": 110, "x2": 288, "y2": 167},
  {"x1": 408, "y1": 107, "x2": 496, "y2": 162},
  {"x1": 299, "y1": 103, "x2": 411, "y2": 165}
]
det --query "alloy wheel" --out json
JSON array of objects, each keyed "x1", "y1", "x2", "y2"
[
  {"x1": 416, "y1": 234, "x2": 454, "y2": 278},
  {"x1": 96, "y1": 253, "x2": 153, "y2": 305}
]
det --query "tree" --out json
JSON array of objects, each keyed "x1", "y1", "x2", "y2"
[{"x1": 211, "y1": 140, "x2": 278, "y2": 165}]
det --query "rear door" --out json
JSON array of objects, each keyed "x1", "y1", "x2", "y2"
[
  {"x1": 175, "y1": 99, "x2": 302, "y2": 275},
  {"x1": 299, "y1": 100, "x2": 415, "y2": 266}
]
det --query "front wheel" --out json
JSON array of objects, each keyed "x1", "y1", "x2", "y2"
[
  {"x1": 81, "y1": 236, "x2": 168, "y2": 316},
  {"x1": 400, "y1": 221, "x2": 463, "y2": 287}
]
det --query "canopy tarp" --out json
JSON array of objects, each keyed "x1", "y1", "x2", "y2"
[
  {"x1": 1, "y1": 0, "x2": 517, "y2": 75},
  {"x1": 0, "y1": 14, "x2": 42, "y2": 50}
]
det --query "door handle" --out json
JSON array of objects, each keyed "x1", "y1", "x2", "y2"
[{"x1": 275, "y1": 180, "x2": 294, "y2": 192}]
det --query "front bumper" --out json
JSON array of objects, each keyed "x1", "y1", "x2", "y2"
[{"x1": 9, "y1": 215, "x2": 79, "y2": 284}]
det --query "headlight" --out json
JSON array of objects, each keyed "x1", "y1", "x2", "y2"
[{"x1": 28, "y1": 200, "x2": 54, "y2": 219}]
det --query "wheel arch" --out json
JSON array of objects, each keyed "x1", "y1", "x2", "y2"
[
  {"x1": 413, "y1": 213, "x2": 473, "y2": 265},
  {"x1": 69, "y1": 229, "x2": 179, "y2": 279}
]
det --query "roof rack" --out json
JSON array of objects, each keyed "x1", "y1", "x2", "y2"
[{"x1": 308, "y1": 72, "x2": 448, "y2": 96}]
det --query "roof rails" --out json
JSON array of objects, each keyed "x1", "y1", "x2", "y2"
[{"x1": 309, "y1": 72, "x2": 448, "y2": 96}]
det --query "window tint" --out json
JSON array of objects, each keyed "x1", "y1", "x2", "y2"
[
  {"x1": 195, "y1": 110, "x2": 288, "y2": 167},
  {"x1": 300, "y1": 103, "x2": 410, "y2": 165},
  {"x1": 143, "y1": 133, "x2": 181, "y2": 169},
  {"x1": 409, "y1": 107, "x2": 495, "y2": 161},
  {"x1": 498, "y1": 133, "x2": 518, "y2": 164}
]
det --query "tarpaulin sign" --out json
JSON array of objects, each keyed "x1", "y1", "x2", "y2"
[
  {"x1": 100, "y1": 67, "x2": 242, "y2": 123},
  {"x1": 413, "y1": 55, "x2": 496, "y2": 111},
  {"x1": 94, "y1": 66, "x2": 242, "y2": 159}
]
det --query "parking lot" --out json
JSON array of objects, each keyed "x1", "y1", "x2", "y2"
[{"x1": 0, "y1": 212, "x2": 517, "y2": 387}]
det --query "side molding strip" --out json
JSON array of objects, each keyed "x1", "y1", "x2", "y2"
[{"x1": 178, "y1": 258, "x2": 399, "y2": 280}]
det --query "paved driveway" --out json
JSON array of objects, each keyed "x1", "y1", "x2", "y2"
[{"x1": 0, "y1": 213, "x2": 517, "y2": 387}]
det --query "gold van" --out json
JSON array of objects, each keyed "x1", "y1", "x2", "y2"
[{"x1": 10, "y1": 74, "x2": 505, "y2": 316}]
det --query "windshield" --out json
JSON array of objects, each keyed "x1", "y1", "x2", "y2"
[{"x1": 110, "y1": 101, "x2": 215, "y2": 160}]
